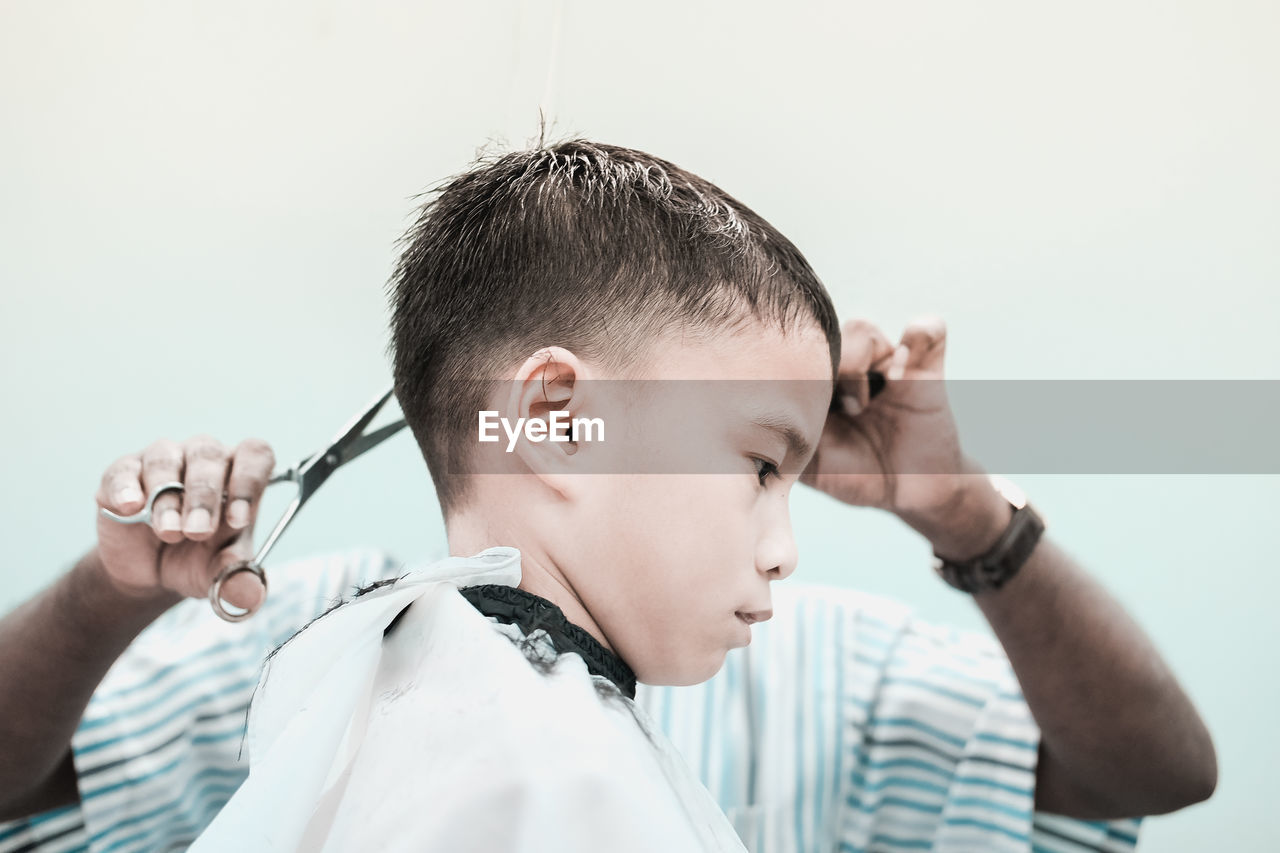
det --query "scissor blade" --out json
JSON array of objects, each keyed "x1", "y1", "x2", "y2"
[
  {"x1": 335, "y1": 418, "x2": 408, "y2": 467},
  {"x1": 268, "y1": 467, "x2": 300, "y2": 485},
  {"x1": 326, "y1": 386, "x2": 396, "y2": 452}
]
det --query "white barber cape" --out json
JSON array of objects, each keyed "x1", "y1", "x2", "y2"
[{"x1": 188, "y1": 546, "x2": 746, "y2": 853}]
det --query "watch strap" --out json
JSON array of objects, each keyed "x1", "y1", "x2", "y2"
[{"x1": 932, "y1": 501, "x2": 1046, "y2": 593}]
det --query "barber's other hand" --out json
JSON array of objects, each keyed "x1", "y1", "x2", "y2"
[
  {"x1": 799, "y1": 316, "x2": 976, "y2": 516},
  {"x1": 93, "y1": 436, "x2": 275, "y2": 611}
]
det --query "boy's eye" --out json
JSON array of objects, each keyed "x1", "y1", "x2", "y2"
[{"x1": 752, "y1": 457, "x2": 781, "y2": 487}]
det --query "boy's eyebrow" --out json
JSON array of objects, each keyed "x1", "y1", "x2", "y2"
[{"x1": 747, "y1": 414, "x2": 813, "y2": 461}]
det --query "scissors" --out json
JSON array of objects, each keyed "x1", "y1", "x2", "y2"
[{"x1": 100, "y1": 386, "x2": 407, "y2": 622}]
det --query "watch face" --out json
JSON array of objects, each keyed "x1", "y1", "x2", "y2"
[{"x1": 988, "y1": 474, "x2": 1028, "y2": 510}]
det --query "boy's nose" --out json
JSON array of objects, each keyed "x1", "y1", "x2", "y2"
[
  {"x1": 761, "y1": 546, "x2": 798, "y2": 581},
  {"x1": 757, "y1": 501, "x2": 799, "y2": 580},
  {"x1": 766, "y1": 560, "x2": 797, "y2": 581}
]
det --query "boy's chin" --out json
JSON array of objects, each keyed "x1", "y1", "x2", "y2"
[{"x1": 635, "y1": 647, "x2": 728, "y2": 688}]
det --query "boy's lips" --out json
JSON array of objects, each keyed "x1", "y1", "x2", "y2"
[{"x1": 736, "y1": 609, "x2": 773, "y2": 625}]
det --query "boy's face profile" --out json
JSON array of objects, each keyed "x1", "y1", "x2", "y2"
[{"x1": 467, "y1": 314, "x2": 834, "y2": 687}]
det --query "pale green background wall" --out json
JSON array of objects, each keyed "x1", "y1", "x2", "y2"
[{"x1": 2, "y1": 1, "x2": 1277, "y2": 848}]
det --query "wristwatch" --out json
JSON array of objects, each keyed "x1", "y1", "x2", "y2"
[{"x1": 932, "y1": 474, "x2": 1046, "y2": 593}]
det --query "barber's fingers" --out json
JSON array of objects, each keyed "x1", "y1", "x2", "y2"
[
  {"x1": 152, "y1": 528, "x2": 264, "y2": 611},
  {"x1": 225, "y1": 438, "x2": 275, "y2": 531},
  {"x1": 188, "y1": 533, "x2": 265, "y2": 612},
  {"x1": 836, "y1": 318, "x2": 897, "y2": 415},
  {"x1": 94, "y1": 451, "x2": 159, "y2": 593},
  {"x1": 97, "y1": 435, "x2": 275, "y2": 613},
  {"x1": 140, "y1": 439, "x2": 187, "y2": 543},
  {"x1": 897, "y1": 315, "x2": 947, "y2": 373},
  {"x1": 97, "y1": 454, "x2": 145, "y2": 516},
  {"x1": 180, "y1": 435, "x2": 229, "y2": 541}
]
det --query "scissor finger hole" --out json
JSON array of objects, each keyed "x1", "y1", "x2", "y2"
[
  {"x1": 147, "y1": 481, "x2": 185, "y2": 514},
  {"x1": 99, "y1": 481, "x2": 185, "y2": 525},
  {"x1": 208, "y1": 561, "x2": 268, "y2": 623}
]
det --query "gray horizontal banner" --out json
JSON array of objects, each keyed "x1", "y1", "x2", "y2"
[{"x1": 442, "y1": 379, "x2": 1280, "y2": 475}]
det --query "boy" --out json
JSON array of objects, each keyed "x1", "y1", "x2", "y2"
[{"x1": 190, "y1": 140, "x2": 841, "y2": 850}]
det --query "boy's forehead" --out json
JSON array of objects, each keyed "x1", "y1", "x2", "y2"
[{"x1": 632, "y1": 320, "x2": 834, "y2": 460}]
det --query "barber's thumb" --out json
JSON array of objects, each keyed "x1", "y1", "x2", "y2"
[
  {"x1": 212, "y1": 551, "x2": 266, "y2": 612},
  {"x1": 221, "y1": 571, "x2": 266, "y2": 612}
]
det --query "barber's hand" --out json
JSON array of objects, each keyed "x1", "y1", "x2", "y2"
[
  {"x1": 799, "y1": 316, "x2": 984, "y2": 519},
  {"x1": 93, "y1": 436, "x2": 276, "y2": 611}
]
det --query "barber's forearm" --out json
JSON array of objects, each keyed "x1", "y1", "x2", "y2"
[
  {"x1": 975, "y1": 535, "x2": 1216, "y2": 816},
  {"x1": 0, "y1": 548, "x2": 177, "y2": 819},
  {"x1": 906, "y1": 482, "x2": 1217, "y2": 817}
]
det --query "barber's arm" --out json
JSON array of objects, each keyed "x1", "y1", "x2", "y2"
[
  {"x1": 0, "y1": 436, "x2": 274, "y2": 820},
  {"x1": 801, "y1": 316, "x2": 1217, "y2": 819},
  {"x1": 906, "y1": 473, "x2": 1217, "y2": 817}
]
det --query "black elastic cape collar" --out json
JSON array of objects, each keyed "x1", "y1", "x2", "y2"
[{"x1": 458, "y1": 584, "x2": 637, "y2": 700}]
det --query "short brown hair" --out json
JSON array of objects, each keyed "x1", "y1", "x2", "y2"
[{"x1": 386, "y1": 139, "x2": 840, "y2": 518}]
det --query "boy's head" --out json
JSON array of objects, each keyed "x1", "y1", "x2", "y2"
[{"x1": 388, "y1": 140, "x2": 841, "y2": 685}]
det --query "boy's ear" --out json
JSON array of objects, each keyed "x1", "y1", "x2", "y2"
[{"x1": 504, "y1": 346, "x2": 593, "y2": 495}]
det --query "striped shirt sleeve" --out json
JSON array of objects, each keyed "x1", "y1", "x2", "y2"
[
  {"x1": 839, "y1": 589, "x2": 1043, "y2": 851},
  {"x1": 0, "y1": 547, "x2": 402, "y2": 853},
  {"x1": 835, "y1": 589, "x2": 1142, "y2": 853},
  {"x1": 0, "y1": 805, "x2": 89, "y2": 853}
]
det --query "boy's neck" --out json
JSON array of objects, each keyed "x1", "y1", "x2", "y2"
[
  {"x1": 512, "y1": 566, "x2": 614, "y2": 653},
  {"x1": 447, "y1": 524, "x2": 616, "y2": 656}
]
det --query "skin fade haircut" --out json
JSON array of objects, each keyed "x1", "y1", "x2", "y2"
[{"x1": 386, "y1": 139, "x2": 842, "y2": 518}]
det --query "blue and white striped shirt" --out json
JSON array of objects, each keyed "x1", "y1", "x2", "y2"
[{"x1": 0, "y1": 548, "x2": 1141, "y2": 853}]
